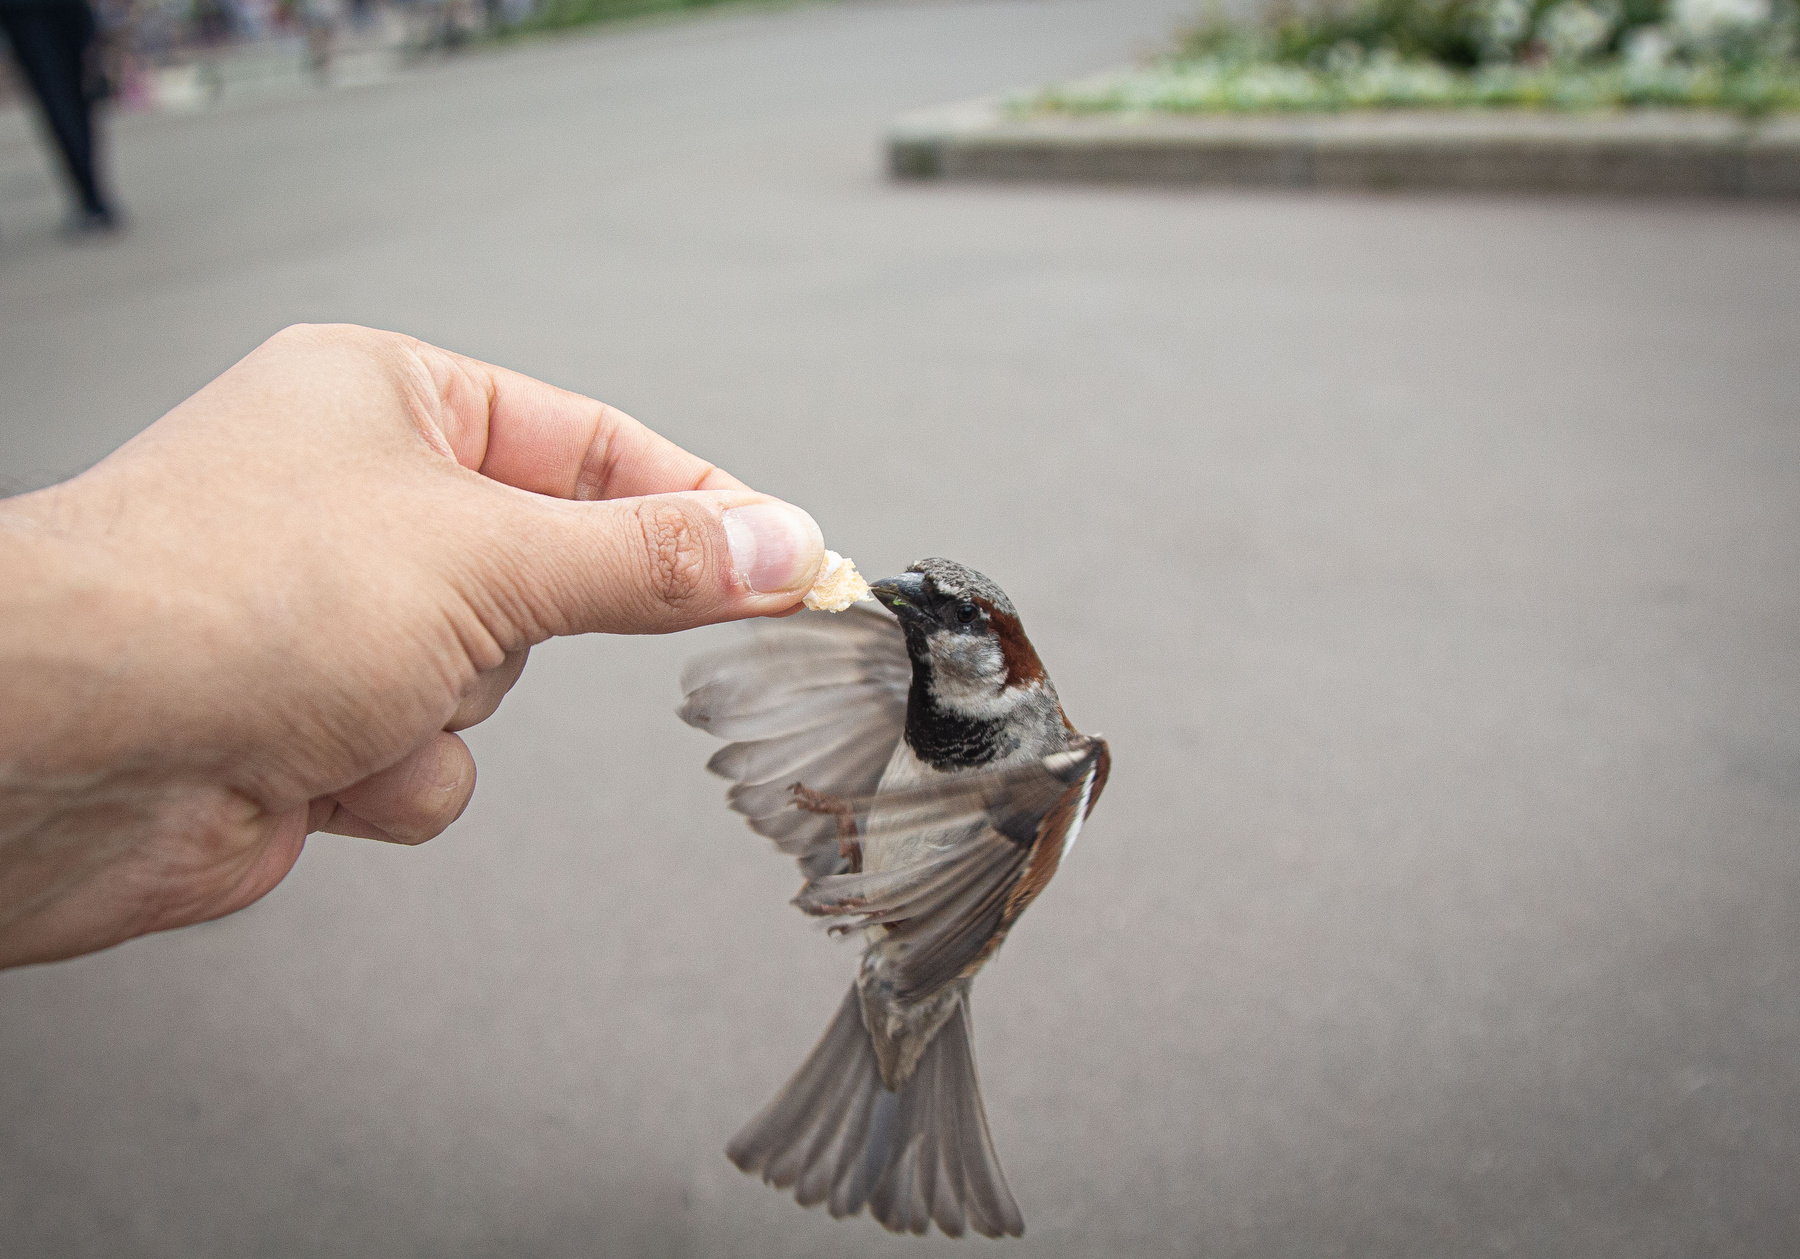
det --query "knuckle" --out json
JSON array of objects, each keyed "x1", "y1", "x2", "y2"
[
  {"x1": 270, "y1": 322, "x2": 350, "y2": 349},
  {"x1": 263, "y1": 323, "x2": 327, "y2": 358},
  {"x1": 633, "y1": 499, "x2": 709, "y2": 608}
]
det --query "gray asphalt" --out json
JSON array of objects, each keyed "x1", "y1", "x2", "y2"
[{"x1": 3, "y1": 2, "x2": 1799, "y2": 1255}]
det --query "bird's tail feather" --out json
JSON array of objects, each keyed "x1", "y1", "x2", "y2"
[{"x1": 726, "y1": 984, "x2": 1024, "y2": 1238}]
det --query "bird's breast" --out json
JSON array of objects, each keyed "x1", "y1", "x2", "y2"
[{"x1": 863, "y1": 741, "x2": 971, "y2": 874}]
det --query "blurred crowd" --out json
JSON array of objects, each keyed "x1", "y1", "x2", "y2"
[
  {"x1": 1, "y1": 0, "x2": 538, "y2": 112},
  {"x1": 0, "y1": 0, "x2": 537, "y2": 232}
]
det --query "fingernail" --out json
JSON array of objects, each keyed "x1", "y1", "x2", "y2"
[{"x1": 724, "y1": 502, "x2": 823, "y2": 595}]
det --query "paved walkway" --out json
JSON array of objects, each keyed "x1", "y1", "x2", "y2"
[{"x1": 3, "y1": 2, "x2": 1798, "y2": 1255}]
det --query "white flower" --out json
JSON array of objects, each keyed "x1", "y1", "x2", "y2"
[
  {"x1": 1477, "y1": 0, "x2": 1533, "y2": 61},
  {"x1": 1671, "y1": 0, "x2": 1773, "y2": 40},
  {"x1": 1623, "y1": 25, "x2": 1674, "y2": 68},
  {"x1": 1539, "y1": 1, "x2": 1618, "y2": 62}
]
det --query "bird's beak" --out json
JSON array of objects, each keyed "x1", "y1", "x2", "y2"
[{"x1": 869, "y1": 572, "x2": 929, "y2": 618}]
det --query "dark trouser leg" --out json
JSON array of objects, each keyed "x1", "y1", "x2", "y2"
[{"x1": 0, "y1": 4, "x2": 107, "y2": 213}]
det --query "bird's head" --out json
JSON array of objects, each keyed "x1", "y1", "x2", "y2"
[{"x1": 869, "y1": 558, "x2": 1052, "y2": 723}]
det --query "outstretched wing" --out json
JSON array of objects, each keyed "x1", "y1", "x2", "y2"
[
  {"x1": 678, "y1": 603, "x2": 911, "y2": 878},
  {"x1": 794, "y1": 737, "x2": 1110, "y2": 1004}
]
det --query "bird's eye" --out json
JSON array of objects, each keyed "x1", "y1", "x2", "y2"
[{"x1": 956, "y1": 602, "x2": 979, "y2": 625}]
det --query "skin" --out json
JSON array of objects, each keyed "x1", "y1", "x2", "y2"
[{"x1": 0, "y1": 323, "x2": 825, "y2": 970}]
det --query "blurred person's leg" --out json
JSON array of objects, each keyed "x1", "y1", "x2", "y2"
[{"x1": 0, "y1": 0, "x2": 115, "y2": 228}]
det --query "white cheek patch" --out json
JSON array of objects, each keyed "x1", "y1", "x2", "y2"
[
  {"x1": 940, "y1": 687, "x2": 1034, "y2": 722},
  {"x1": 926, "y1": 632, "x2": 1028, "y2": 720}
]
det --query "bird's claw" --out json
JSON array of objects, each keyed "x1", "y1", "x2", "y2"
[{"x1": 789, "y1": 782, "x2": 862, "y2": 873}]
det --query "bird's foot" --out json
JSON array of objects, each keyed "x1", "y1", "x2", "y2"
[{"x1": 789, "y1": 782, "x2": 861, "y2": 873}]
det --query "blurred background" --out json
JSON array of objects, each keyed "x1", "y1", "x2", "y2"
[{"x1": 2, "y1": 0, "x2": 1798, "y2": 1255}]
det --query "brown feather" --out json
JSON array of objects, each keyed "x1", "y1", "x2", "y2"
[
  {"x1": 977, "y1": 602, "x2": 1046, "y2": 688},
  {"x1": 1002, "y1": 744, "x2": 1104, "y2": 923}
]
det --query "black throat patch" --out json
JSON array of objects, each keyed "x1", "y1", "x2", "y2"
[{"x1": 901, "y1": 634, "x2": 1018, "y2": 771}]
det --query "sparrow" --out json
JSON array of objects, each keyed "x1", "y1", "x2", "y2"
[{"x1": 678, "y1": 557, "x2": 1110, "y2": 1238}]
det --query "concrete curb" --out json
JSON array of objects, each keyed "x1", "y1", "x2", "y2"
[{"x1": 888, "y1": 98, "x2": 1800, "y2": 197}]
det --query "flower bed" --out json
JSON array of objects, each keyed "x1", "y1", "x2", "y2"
[{"x1": 1026, "y1": 0, "x2": 1800, "y2": 116}]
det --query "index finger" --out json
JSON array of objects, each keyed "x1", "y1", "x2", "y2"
[{"x1": 413, "y1": 341, "x2": 749, "y2": 500}]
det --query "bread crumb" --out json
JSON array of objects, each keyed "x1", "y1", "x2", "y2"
[{"x1": 803, "y1": 550, "x2": 874, "y2": 612}]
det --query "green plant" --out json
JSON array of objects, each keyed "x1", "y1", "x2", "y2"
[
  {"x1": 503, "y1": 0, "x2": 739, "y2": 36},
  {"x1": 1172, "y1": 0, "x2": 1798, "y2": 70},
  {"x1": 1025, "y1": 56, "x2": 1800, "y2": 114}
]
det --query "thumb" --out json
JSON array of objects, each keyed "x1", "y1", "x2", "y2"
[{"x1": 479, "y1": 488, "x2": 827, "y2": 637}]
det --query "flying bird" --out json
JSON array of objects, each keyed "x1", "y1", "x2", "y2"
[{"x1": 678, "y1": 558, "x2": 1110, "y2": 1238}]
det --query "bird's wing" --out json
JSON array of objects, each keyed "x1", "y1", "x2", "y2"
[
  {"x1": 678, "y1": 603, "x2": 911, "y2": 878},
  {"x1": 793, "y1": 737, "x2": 1110, "y2": 1004}
]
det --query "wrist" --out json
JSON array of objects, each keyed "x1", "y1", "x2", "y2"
[
  {"x1": 0, "y1": 487, "x2": 262, "y2": 966},
  {"x1": 0, "y1": 486, "x2": 147, "y2": 775}
]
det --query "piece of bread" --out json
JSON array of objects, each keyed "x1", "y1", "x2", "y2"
[{"x1": 803, "y1": 550, "x2": 873, "y2": 612}]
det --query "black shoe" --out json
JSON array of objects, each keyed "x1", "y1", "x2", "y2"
[{"x1": 63, "y1": 204, "x2": 124, "y2": 237}]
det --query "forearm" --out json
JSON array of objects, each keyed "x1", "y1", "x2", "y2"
[
  {"x1": 0, "y1": 490, "x2": 123, "y2": 773},
  {"x1": 0, "y1": 477, "x2": 207, "y2": 766},
  {"x1": 0, "y1": 492, "x2": 169, "y2": 948}
]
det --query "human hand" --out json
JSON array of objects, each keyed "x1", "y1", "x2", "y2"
[{"x1": 0, "y1": 324, "x2": 826, "y2": 968}]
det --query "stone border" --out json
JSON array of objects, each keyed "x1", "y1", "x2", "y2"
[{"x1": 889, "y1": 97, "x2": 1800, "y2": 196}]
